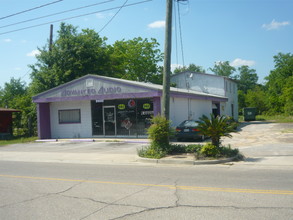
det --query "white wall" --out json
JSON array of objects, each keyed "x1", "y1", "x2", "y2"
[
  {"x1": 222, "y1": 79, "x2": 238, "y2": 120},
  {"x1": 170, "y1": 97, "x2": 212, "y2": 127},
  {"x1": 171, "y1": 73, "x2": 225, "y2": 96},
  {"x1": 171, "y1": 72, "x2": 239, "y2": 121},
  {"x1": 50, "y1": 100, "x2": 92, "y2": 139}
]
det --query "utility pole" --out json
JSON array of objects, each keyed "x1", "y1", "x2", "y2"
[
  {"x1": 162, "y1": 0, "x2": 173, "y2": 120},
  {"x1": 49, "y1": 24, "x2": 53, "y2": 52}
]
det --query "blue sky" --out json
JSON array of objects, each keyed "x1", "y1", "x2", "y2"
[{"x1": 1, "y1": 0, "x2": 292, "y2": 88}]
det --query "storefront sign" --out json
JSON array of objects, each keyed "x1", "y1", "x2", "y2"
[
  {"x1": 118, "y1": 104, "x2": 126, "y2": 110},
  {"x1": 143, "y1": 103, "x2": 151, "y2": 109},
  {"x1": 61, "y1": 86, "x2": 122, "y2": 97},
  {"x1": 141, "y1": 111, "x2": 154, "y2": 116},
  {"x1": 128, "y1": 99, "x2": 136, "y2": 108}
]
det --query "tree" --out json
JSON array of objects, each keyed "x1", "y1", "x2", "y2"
[
  {"x1": 236, "y1": 65, "x2": 258, "y2": 93},
  {"x1": 0, "y1": 78, "x2": 27, "y2": 108},
  {"x1": 265, "y1": 53, "x2": 293, "y2": 115},
  {"x1": 110, "y1": 37, "x2": 163, "y2": 84},
  {"x1": 245, "y1": 86, "x2": 268, "y2": 114},
  {"x1": 209, "y1": 61, "x2": 236, "y2": 77},
  {"x1": 197, "y1": 114, "x2": 236, "y2": 148},
  {"x1": 0, "y1": 78, "x2": 35, "y2": 136},
  {"x1": 30, "y1": 23, "x2": 111, "y2": 94},
  {"x1": 173, "y1": 63, "x2": 205, "y2": 74}
]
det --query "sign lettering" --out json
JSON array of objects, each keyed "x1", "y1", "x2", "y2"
[{"x1": 61, "y1": 86, "x2": 122, "y2": 97}]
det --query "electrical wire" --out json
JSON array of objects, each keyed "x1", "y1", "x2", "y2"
[
  {"x1": 0, "y1": 0, "x2": 115, "y2": 29},
  {"x1": 99, "y1": 0, "x2": 128, "y2": 33},
  {"x1": 0, "y1": 0, "x2": 152, "y2": 36},
  {"x1": 173, "y1": 1, "x2": 179, "y2": 67},
  {"x1": 0, "y1": 0, "x2": 64, "y2": 20},
  {"x1": 176, "y1": 0, "x2": 185, "y2": 67}
]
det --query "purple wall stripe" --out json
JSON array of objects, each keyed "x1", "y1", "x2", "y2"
[{"x1": 34, "y1": 91, "x2": 161, "y2": 103}]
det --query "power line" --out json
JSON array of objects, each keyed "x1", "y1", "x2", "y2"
[
  {"x1": 177, "y1": 0, "x2": 185, "y2": 66},
  {"x1": 0, "y1": 0, "x2": 64, "y2": 20},
  {"x1": 0, "y1": 0, "x2": 114, "y2": 29},
  {"x1": 0, "y1": 0, "x2": 152, "y2": 36},
  {"x1": 99, "y1": 0, "x2": 128, "y2": 33},
  {"x1": 173, "y1": 1, "x2": 179, "y2": 66}
]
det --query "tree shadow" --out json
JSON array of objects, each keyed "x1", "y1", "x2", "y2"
[{"x1": 243, "y1": 157, "x2": 264, "y2": 162}]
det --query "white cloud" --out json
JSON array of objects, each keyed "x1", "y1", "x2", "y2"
[
  {"x1": 262, "y1": 19, "x2": 290, "y2": 30},
  {"x1": 230, "y1": 58, "x2": 256, "y2": 67},
  {"x1": 171, "y1": 63, "x2": 183, "y2": 72},
  {"x1": 14, "y1": 67, "x2": 21, "y2": 71},
  {"x1": 4, "y1": 38, "x2": 12, "y2": 43},
  {"x1": 148, "y1": 20, "x2": 165, "y2": 29},
  {"x1": 26, "y1": 49, "x2": 40, "y2": 57}
]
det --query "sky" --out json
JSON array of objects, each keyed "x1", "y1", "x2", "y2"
[{"x1": 0, "y1": 0, "x2": 292, "y2": 88}]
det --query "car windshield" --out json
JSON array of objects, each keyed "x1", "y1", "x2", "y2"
[{"x1": 179, "y1": 120, "x2": 198, "y2": 127}]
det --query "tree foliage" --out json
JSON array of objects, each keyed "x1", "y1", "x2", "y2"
[
  {"x1": 173, "y1": 63, "x2": 205, "y2": 74},
  {"x1": 30, "y1": 23, "x2": 164, "y2": 95},
  {"x1": 197, "y1": 114, "x2": 236, "y2": 148},
  {"x1": 265, "y1": 53, "x2": 293, "y2": 115},
  {"x1": 209, "y1": 61, "x2": 236, "y2": 77},
  {"x1": 0, "y1": 78, "x2": 36, "y2": 136},
  {"x1": 235, "y1": 65, "x2": 258, "y2": 93},
  {"x1": 30, "y1": 23, "x2": 111, "y2": 94}
]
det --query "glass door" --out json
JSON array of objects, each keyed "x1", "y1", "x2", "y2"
[{"x1": 103, "y1": 106, "x2": 116, "y2": 136}]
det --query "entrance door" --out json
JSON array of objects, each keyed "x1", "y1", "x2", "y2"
[{"x1": 103, "y1": 106, "x2": 116, "y2": 136}]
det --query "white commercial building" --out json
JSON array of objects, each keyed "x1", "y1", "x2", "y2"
[
  {"x1": 33, "y1": 74, "x2": 229, "y2": 139},
  {"x1": 170, "y1": 71, "x2": 238, "y2": 121}
]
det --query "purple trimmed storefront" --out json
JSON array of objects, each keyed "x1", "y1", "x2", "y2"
[{"x1": 33, "y1": 75, "x2": 227, "y2": 139}]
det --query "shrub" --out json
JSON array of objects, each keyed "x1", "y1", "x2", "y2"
[
  {"x1": 197, "y1": 114, "x2": 237, "y2": 148},
  {"x1": 137, "y1": 145, "x2": 166, "y2": 159},
  {"x1": 168, "y1": 144, "x2": 186, "y2": 154},
  {"x1": 147, "y1": 115, "x2": 174, "y2": 152},
  {"x1": 185, "y1": 144, "x2": 202, "y2": 153},
  {"x1": 219, "y1": 145, "x2": 239, "y2": 157},
  {"x1": 200, "y1": 143, "x2": 220, "y2": 157}
]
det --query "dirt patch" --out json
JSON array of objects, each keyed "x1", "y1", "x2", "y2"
[{"x1": 221, "y1": 122, "x2": 293, "y2": 147}]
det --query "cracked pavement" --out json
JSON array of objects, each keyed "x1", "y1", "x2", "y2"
[
  {"x1": 0, "y1": 122, "x2": 292, "y2": 219},
  {"x1": 0, "y1": 162, "x2": 292, "y2": 220}
]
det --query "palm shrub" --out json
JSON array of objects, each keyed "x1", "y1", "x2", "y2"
[{"x1": 197, "y1": 114, "x2": 236, "y2": 148}]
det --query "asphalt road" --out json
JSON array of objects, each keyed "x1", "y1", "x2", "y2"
[
  {"x1": 0, "y1": 122, "x2": 292, "y2": 219},
  {"x1": 0, "y1": 161, "x2": 292, "y2": 220}
]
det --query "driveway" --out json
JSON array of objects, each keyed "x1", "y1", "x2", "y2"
[
  {"x1": 0, "y1": 122, "x2": 292, "y2": 167},
  {"x1": 221, "y1": 122, "x2": 293, "y2": 167},
  {"x1": 0, "y1": 141, "x2": 146, "y2": 165}
]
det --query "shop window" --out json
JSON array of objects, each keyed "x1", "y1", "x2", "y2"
[{"x1": 59, "y1": 109, "x2": 81, "y2": 124}]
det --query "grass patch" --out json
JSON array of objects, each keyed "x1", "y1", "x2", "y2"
[
  {"x1": 0, "y1": 137, "x2": 38, "y2": 146},
  {"x1": 255, "y1": 115, "x2": 293, "y2": 123},
  {"x1": 239, "y1": 115, "x2": 293, "y2": 123}
]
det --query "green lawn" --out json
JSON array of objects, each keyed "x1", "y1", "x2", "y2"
[
  {"x1": 239, "y1": 115, "x2": 293, "y2": 123},
  {"x1": 0, "y1": 137, "x2": 38, "y2": 146},
  {"x1": 255, "y1": 115, "x2": 293, "y2": 123}
]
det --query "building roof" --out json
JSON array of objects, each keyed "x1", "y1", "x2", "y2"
[{"x1": 33, "y1": 74, "x2": 228, "y2": 103}]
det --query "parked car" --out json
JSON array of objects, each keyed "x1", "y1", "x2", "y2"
[{"x1": 175, "y1": 120, "x2": 205, "y2": 141}]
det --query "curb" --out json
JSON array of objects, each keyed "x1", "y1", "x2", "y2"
[{"x1": 137, "y1": 156, "x2": 238, "y2": 165}]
